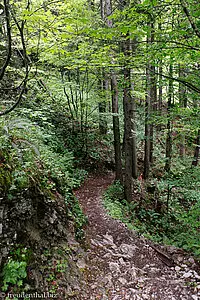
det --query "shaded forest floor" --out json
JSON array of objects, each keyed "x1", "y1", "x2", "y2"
[{"x1": 74, "y1": 172, "x2": 200, "y2": 300}]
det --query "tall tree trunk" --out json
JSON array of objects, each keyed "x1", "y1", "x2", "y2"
[
  {"x1": 111, "y1": 74, "x2": 123, "y2": 181},
  {"x1": 165, "y1": 63, "x2": 173, "y2": 172},
  {"x1": 101, "y1": 0, "x2": 123, "y2": 181},
  {"x1": 120, "y1": 0, "x2": 137, "y2": 200},
  {"x1": 158, "y1": 64, "x2": 163, "y2": 132},
  {"x1": 123, "y1": 37, "x2": 135, "y2": 201},
  {"x1": 99, "y1": 69, "x2": 108, "y2": 134},
  {"x1": 144, "y1": 66, "x2": 151, "y2": 179},
  {"x1": 149, "y1": 65, "x2": 157, "y2": 164},
  {"x1": 149, "y1": 20, "x2": 157, "y2": 164},
  {"x1": 158, "y1": 22, "x2": 163, "y2": 132},
  {"x1": 144, "y1": 17, "x2": 153, "y2": 179},
  {"x1": 179, "y1": 64, "x2": 187, "y2": 158},
  {"x1": 131, "y1": 76, "x2": 137, "y2": 179}
]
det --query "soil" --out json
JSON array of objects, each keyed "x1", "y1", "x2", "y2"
[{"x1": 74, "y1": 172, "x2": 200, "y2": 300}]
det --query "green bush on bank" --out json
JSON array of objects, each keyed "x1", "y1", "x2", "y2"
[{"x1": 103, "y1": 169, "x2": 200, "y2": 259}]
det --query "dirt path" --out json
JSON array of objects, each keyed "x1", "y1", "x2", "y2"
[{"x1": 74, "y1": 172, "x2": 200, "y2": 300}]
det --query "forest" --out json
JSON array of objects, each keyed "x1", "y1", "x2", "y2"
[{"x1": 0, "y1": 0, "x2": 199, "y2": 299}]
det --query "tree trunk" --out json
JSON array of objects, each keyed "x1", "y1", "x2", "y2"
[
  {"x1": 149, "y1": 64, "x2": 157, "y2": 164},
  {"x1": 192, "y1": 130, "x2": 200, "y2": 167},
  {"x1": 144, "y1": 66, "x2": 151, "y2": 179},
  {"x1": 179, "y1": 64, "x2": 187, "y2": 158},
  {"x1": 99, "y1": 101, "x2": 107, "y2": 134},
  {"x1": 101, "y1": 0, "x2": 123, "y2": 181},
  {"x1": 99, "y1": 69, "x2": 108, "y2": 134},
  {"x1": 131, "y1": 77, "x2": 137, "y2": 180},
  {"x1": 149, "y1": 20, "x2": 157, "y2": 164},
  {"x1": 158, "y1": 23, "x2": 163, "y2": 132},
  {"x1": 144, "y1": 18, "x2": 152, "y2": 179},
  {"x1": 111, "y1": 74, "x2": 123, "y2": 182},
  {"x1": 123, "y1": 37, "x2": 134, "y2": 201},
  {"x1": 165, "y1": 64, "x2": 173, "y2": 172},
  {"x1": 158, "y1": 64, "x2": 163, "y2": 131}
]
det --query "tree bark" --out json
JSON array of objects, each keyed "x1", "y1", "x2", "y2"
[
  {"x1": 144, "y1": 66, "x2": 151, "y2": 179},
  {"x1": 111, "y1": 74, "x2": 123, "y2": 181},
  {"x1": 99, "y1": 69, "x2": 108, "y2": 135},
  {"x1": 131, "y1": 77, "x2": 137, "y2": 180},
  {"x1": 144, "y1": 18, "x2": 152, "y2": 179},
  {"x1": 149, "y1": 63, "x2": 157, "y2": 164},
  {"x1": 165, "y1": 64, "x2": 173, "y2": 172},
  {"x1": 123, "y1": 37, "x2": 135, "y2": 201},
  {"x1": 158, "y1": 23, "x2": 163, "y2": 132},
  {"x1": 192, "y1": 130, "x2": 200, "y2": 167},
  {"x1": 101, "y1": 0, "x2": 123, "y2": 181},
  {"x1": 158, "y1": 64, "x2": 163, "y2": 132},
  {"x1": 149, "y1": 19, "x2": 157, "y2": 164},
  {"x1": 179, "y1": 64, "x2": 187, "y2": 158}
]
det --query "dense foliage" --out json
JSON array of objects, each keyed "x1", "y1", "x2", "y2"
[{"x1": 0, "y1": 0, "x2": 199, "y2": 294}]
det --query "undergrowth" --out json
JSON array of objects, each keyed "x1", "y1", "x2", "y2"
[
  {"x1": 0, "y1": 114, "x2": 87, "y2": 221},
  {"x1": 0, "y1": 112, "x2": 88, "y2": 294},
  {"x1": 103, "y1": 172, "x2": 200, "y2": 260}
]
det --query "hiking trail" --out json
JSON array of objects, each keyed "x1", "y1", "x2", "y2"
[{"x1": 74, "y1": 172, "x2": 200, "y2": 300}]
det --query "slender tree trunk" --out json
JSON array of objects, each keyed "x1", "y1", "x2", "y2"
[
  {"x1": 77, "y1": 68, "x2": 84, "y2": 133},
  {"x1": 101, "y1": 0, "x2": 123, "y2": 181},
  {"x1": 149, "y1": 64, "x2": 157, "y2": 164},
  {"x1": 149, "y1": 20, "x2": 157, "y2": 164},
  {"x1": 165, "y1": 64, "x2": 173, "y2": 172},
  {"x1": 84, "y1": 68, "x2": 89, "y2": 156},
  {"x1": 192, "y1": 130, "x2": 200, "y2": 167},
  {"x1": 99, "y1": 101, "x2": 107, "y2": 134},
  {"x1": 179, "y1": 66, "x2": 187, "y2": 108},
  {"x1": 131, "y1": 76, "x2": 137, "y2": 179},
  {"x1": 0, "y1": 0, "x2": 12, "y2": 81},
  {"x1": 144, "y1": 18, "x2": 152, "y2": 179},
  {"x1": 179, "y1": 64, "x2": 187, "y2": 158},
  {"x1": 144, "y1": 66, "x2": 151, "y2": 179},
  {"x1": 144, "y1": 12, "x2": 157, "y2": 177},
  {"x1": 99, "y1": 69, "x2": 108, "y2": 134},
  {"x1": 158, "y1": 64, "x2": 163, "y2": 131},
  {"x1": 99, "y1": 1, "x2": 109, "y2": 135},
  {"x1": 158, "y1": 23, "x2": 163, "y2": 132},
  {"x1": 111, "y1": 74, "x2": 123, "y2": 181},
  {"x1": 192, "y1": 64, "x2": 199, "y2": 108}
]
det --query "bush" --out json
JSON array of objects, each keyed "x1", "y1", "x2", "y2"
[{"x1": 103, "y1": 168, "x2": 200, "y2": 259}]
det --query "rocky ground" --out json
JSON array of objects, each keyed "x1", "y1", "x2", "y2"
[{"x1": 74, "y1": 172, "x2": 200, "y2": 300}]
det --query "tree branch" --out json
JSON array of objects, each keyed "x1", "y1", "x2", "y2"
[
  {"x1": 153, "y1": 69, "x2": 200, "y2": 94},
  {"x1": 0, "y1": 7, "x2": 30, "y2": 116},
  {"x1": 0, "y1": 0, "x2": 12, "y2": 80},
  {"x1": 180, "y1": 0, "x2": 200, "y2": 39},
  {"x1": 0, "y1": 83, "x2": 27, "y2": 116}
]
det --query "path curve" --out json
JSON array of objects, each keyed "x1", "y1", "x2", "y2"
[{"x1": 75, "y1": 172, "x2": 199, "y2": 300}]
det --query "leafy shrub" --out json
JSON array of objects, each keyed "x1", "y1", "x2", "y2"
[
  {"x1": 2, "y1": 259, "x2": 27, "y2": 291},
  {"x1": 103, "y1": 168, "x2": 200, "y2": 259},
  {"x1": 65, "y1": 193, "x2": 88, "y2": 240},
  {"x1": 1, "y1": 245, "x2": 32, "y2": 292},
  {"x1": 104, "y1": 180, "x2": 124, "y2": 202}
]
